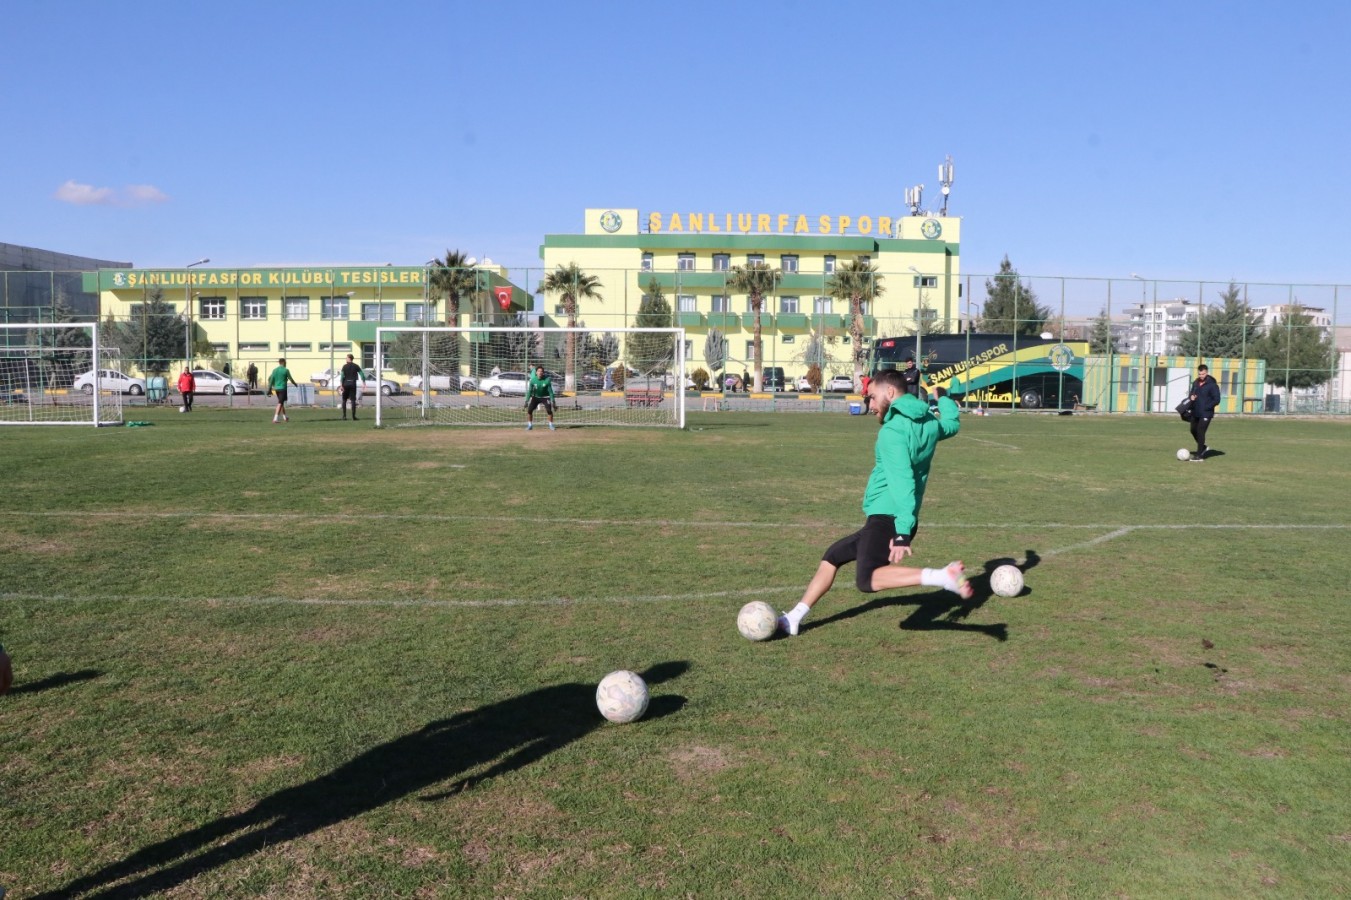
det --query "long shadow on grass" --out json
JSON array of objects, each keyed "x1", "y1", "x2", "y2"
[
  {"x1": 35, "y1": 661, "x2": 689, "y2": 900},
  {"x1": 7, "y1": 669, "x2": 102, "y2": 696},
  {"x1": 803, "y1": 551, "x2": 1044, "y2": 642}
]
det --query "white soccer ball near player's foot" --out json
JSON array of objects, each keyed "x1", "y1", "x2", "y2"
[
  {"x1": 179, "y1": 406, "x2": 186, "y2": 413},
  {"x1": 990, "y1": 564, "x2": 1024, "y2": 598},
  {"x1": 1176, "y1": 448, "x2": 1191, "y2": 461},
  {"x1": 736, "y1": 600, "x2": 779, "y2": 641},
  {"x1": 596, "y1": 670, "x2": 649, "y2": 723}
]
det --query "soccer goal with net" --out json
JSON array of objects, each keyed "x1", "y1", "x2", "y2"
[
  {"x1": 0, "y1": 321, "x2": 126, "y2": 426},
  {"x1": 374, "y1": 325, "x2": 687, "y2": 428}
]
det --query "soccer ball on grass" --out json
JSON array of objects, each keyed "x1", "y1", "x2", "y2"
[
  {"x1": 990, "y1": 564, "x2": 1024, "y2": 598},
  {"x1": 596, "y1": 670, "x2": 649, "y2": 723},
  {"x1": 736, "y1": 600, "x2": 779, "y2": 641},
  {"x1": 1176, "y1": 448, "x2": 1191, "y2": 461}
]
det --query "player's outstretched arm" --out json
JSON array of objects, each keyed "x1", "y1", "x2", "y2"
[{"x1": 935, "y1": 394, "x2": 961, "y2": 440}]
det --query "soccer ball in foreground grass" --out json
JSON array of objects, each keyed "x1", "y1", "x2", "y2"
[
  {"x1": 1177, "y1": 448, "x2": 1191, "y2": 461},
  {"x1": 596, "y1": 670, "x2": 649, "y2": 723},
  {"x1": 736, "y1": 600, "x2": 779, "y2": 641},
  {"x1": 179, "y1": 406, "x2": 187, "y2": 413},
  {"x1": 990, "y1": 564, "x2": 1024, "y2": 598}
]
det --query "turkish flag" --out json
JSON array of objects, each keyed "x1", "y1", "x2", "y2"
[{"x1": 494, "y1": 286, "x2": 513, "y2": 310}]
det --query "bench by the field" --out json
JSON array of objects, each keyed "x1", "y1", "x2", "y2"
[{"x1": 624, "y1": 387, "x2": 664, "y2": 408}]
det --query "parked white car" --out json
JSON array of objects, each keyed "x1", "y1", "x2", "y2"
[
  {"x1": 825, "y1": 374, "x2": 856, "y2": 392},
  {"x1": 478, "y1": 371, "x2": 529, "y2": 397},
  {"x1": 73, "y1": 369, "x2": 146, "y2": 395},
  {"x1": 795, "y1": 375, "x2": 813, "y2": 392},
  {"x1": 311, "y1": 367, "x2": 400, "y2": 395},
  {"x1": 405, "y1": 373, "x2": 476, "y2": 392},
  {"x1": 188, "y1": 369, "x2": 250, "y2": 395}
]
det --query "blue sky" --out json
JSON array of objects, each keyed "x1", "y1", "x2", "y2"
[{"x1": 3, "y1": 0, "x2": 1348, "y2": 314}]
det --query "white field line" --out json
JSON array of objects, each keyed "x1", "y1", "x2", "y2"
[
  {"x1": 0, "y1": 585, "x2": 796, "y2": 610},
  {"x1": 0, "y1": 510, "x2": 1346, "y2": 532},
  {"x1": 964, "y1": 437, "x2": 1022, "y2": 450}
]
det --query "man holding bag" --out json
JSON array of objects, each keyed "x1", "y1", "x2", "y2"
[{"x1": 1186, "y1": 364, "x2": 1221, "y2": 461}]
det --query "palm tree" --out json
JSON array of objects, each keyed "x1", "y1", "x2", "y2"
[
  {"x1": 536, "y1": 263, "x2": 603, "y2": 392},
  {"x1": 826, "y1": 258, "x2": 885, "y2": 388},
  {"x1": 726, "y1": 262, "x2": 781, "y2": 392},
  {"x1": 427, "y1": 250, "x2": 478, "y2": 325}
]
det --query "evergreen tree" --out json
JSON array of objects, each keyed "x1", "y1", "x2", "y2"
[
  {"x1": 703, "y1": 328, "x2": 728, "y2": 379},
  {"x1": 628, "y1": 278, "x2": 674, "y2": 373},
  {"x1": 1176, "y1": 282, "x2": 1264, "y2": 357},
  {"x1": 982, "y1": 255, "x2": 1051, "y2": 336},
  {"x1": 1088, "y1": 308, "x2": 1114, "y2": 355},
  {"x1": 1256, "y1": 305, "x2": 1335, "y2": 400},
  {"x1": 31, "y1": 295, "x2": 94, "y2": 385},
  {"x1": 102, "y1": 288, "x2": 184, "y2": 375}
]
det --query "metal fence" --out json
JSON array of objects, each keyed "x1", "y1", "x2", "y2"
[{"x1": 3, "y1": 269, "x2": 1347, "y2": 414}]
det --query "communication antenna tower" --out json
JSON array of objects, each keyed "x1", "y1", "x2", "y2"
[{"x1": 938, "y1": 155, "x2": 954, "y2": 216}]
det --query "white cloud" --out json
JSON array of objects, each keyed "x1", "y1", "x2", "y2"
[{"x1": 53, "y1": 180, "x2": 170, "y2": 207}]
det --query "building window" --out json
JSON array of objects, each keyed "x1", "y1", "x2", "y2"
[
  {"x1": 210, "y1": 343, "x2": 229, "y2": 354},
  {"x1": 321, "y1": 296, "x2": 350, "y2": 320},
  {"x1": 780, "y1": 296, "x2": 799, "y2": 314},
  {"x1": 282, "y1": 342, "x2": 311, "y2": 353},
  {"x1": 824, "y1": 255, "x2": 836, "y2": 274},
  {"x1": 747, "y1": 254, "x2": 764, "y2": 266},
  {"x1": 677, "y1": 253, "x2": 695, "y2": 271},
  {"x1": 319, "y1": 342, "x2": 352, "y2": 352},
  {"x1": 197, "y1": 297, "x2": 226, "y2": 320},
  {"x1": 814, "y1": 296, "x2": 833, "y2": 315},
  {"x1": 678, "y1": 294, "x2": 697, "y2": 312},
  {"x1": 712, "y1": 253, "x2": 730, "y2": 271},
  {"x1": 284, "y1": 296, "x2": 310, "y2": 320},
  {"x1": 780, "y1": 255, "x2": 799, "y2": 273},
  {"x1": 641, "y1": 252, "x2": 653, "y2": 271},
  {"x1": 406, "y1": 303, "x2": 429, "y2": 321},
  {"x1": 362, "y1": 302, "x2": 396, "y2": 321},
  {"x1": 711, "y1": 294, "x2": 730, "y2": 313},
  {"x1": 684, "y1": 340, "x2": 694, "y2": 360},
  {"x1": 744, "y1": 340, "x2": 756, "y2": 360},
  {"x1": 239, "y1": 342, "x2": 270, "y2": 353},
  {"x1": 912, "y1": 275, "x2": 938, "y2": 288},
  {"x1": 781, "y1": 335, "x2": 796, "y2": 344},
  {"x1": 855, "y1": 255, "x2": 870, "y2": 265},
  {"x1": 241, "y1": 297, "x2": 267, "y2": 320}
]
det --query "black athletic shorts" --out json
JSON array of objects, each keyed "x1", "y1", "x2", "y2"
[
  {"x1": 822, "y1": 514, "x2": 904, "y2": 593},
  {"x1": 273, "y1": 388, "x2": 288, "y2": 403},
  {"x1": 527, "y1": 396, "x2": 554, "y2": 415}
]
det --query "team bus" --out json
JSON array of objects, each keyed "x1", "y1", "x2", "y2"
[{"x1": 871, "y1": 333, "x2": 1089, "y2": 409}]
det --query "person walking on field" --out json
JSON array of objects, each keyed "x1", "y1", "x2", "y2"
[
  {"x1": 525, "y1": 365, "x2": 557, "y2": 431},
  {"x1": 338, "y1": 354, "x2": 366, "y2": 420},
  {"x1": 267, "y1": 357, "x2": 299, "y2": 424},
  {"x1": 177, "y1": 368, "x2": 196, "y2": 412},
  {"x1": 778, "y1": 368, "x2": 970, "y2": 637},
  {"x1": 1187, "y1": 363, "x2": 1221, "y2": 461}
]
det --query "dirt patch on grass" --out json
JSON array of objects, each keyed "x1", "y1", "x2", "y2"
[
  {"x1": 668, "y1": 744, "x2": 731, "y2": 780},
  {"x1": 230, "y1": 753, "x2": 306, "y2": 783}
]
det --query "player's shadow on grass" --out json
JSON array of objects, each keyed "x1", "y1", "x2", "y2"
[
  {"x1": 35, "y1": 661, "x2": 690, "y2": 900},
  {"x1": 8, "y1": 669, "x2": 103, "y2": 696}
]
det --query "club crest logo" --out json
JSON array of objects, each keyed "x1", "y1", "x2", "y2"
[
  {"x1": 599, "y1": 210, "x2": 623, "y2": 233},
  {"x1": 921, "y1": 218, "x2": 942, "y2": 240},
  {"x1": 1048, "y1": 343, "x2": 1075, "y2": 372},
  {"x1": 112, "y1": 272, "x2": 127, "y2": 287}
]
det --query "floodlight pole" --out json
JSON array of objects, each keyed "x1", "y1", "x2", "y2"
[
  {"x1": 184, "y1": 258, "x2": 209, "y2": 374},
  {"x1": 909, "y1": 266, "x2": 925, "y2": 374}
]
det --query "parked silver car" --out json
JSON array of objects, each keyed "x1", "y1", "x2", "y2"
[
  {"x1": 478, "y1": 371, "x2": 529, "y2": 397},
  {"x1": 189, "y1": 369, "x2": 250, "y2": 395},
  {"x1": 73, "y1": 369, "x2": 146, "y2": 395}
]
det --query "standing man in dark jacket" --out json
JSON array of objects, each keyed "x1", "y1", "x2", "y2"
[
  {"x1": 1188, "y1": 364, "x2": 1221, "y2": 461},
  {"x1": 900, "y1": 357, "x2": 926, "y2": 398}
]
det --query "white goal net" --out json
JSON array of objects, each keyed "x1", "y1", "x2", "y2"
[
  {"x1": 374, "y1": 325, "x2": 686, "y2": 428},
  {"x1": 0, "y1": 321, "x2": 124, "y2": 426}
]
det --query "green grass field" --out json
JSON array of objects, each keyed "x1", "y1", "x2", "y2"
[{"x1": 2, "y1": 407, "x2": 1349, "y2": 898}]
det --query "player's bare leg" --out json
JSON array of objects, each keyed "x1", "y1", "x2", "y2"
[
  {"x1": 779, "y1": 561, "x2": 839, "y2": 636},
  {"x1": 870, "y1": 560, "x2": 972, "y2": 598}
]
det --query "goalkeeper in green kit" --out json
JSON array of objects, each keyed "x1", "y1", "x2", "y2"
[{"x1": 525, "y1": 365, "x2": 556, "y2": 431}]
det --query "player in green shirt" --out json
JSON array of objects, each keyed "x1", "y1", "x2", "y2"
[
  {"x1": 778, "y1": 368, "x2": 971, "y2": 636},
  {"x1": 267, "y1": 357, "x2": 300, "y2": 423},
  {"x1": 525, "y1": 365, "x2": 556, "y2": 431}
]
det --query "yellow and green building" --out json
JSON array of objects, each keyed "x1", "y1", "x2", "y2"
[{"x1": 538, "y1": 207, "x2": 961, "y2": 382}]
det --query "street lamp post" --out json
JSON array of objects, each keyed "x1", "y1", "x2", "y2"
[
  {"x1": 184, "y1": 258, "x2": 209, "y2": 372},
  {"x1": 908, "y1": 266, "x2": 925, "y2": 372}
]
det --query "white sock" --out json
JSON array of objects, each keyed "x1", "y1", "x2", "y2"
[
  {"x1": 921, "y1": 564, "x2": 964, "y2": 594},
  {"x1": 785, "y1": 602, "x2": 811, "y2": 630}
]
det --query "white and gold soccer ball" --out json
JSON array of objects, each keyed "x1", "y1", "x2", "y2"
[
  {"x1": 596, "y1": 670, "x2": 649, "y2": 723},
  {"x1": 736, "y1": 600, "x2": 779, "y2": 641},
  {"x1": 990, "y1": 564, "x2": 1024, "y2": 598},
  {"x1": 1176, "y1": 448, "x2": 1191, "y2": 461}
]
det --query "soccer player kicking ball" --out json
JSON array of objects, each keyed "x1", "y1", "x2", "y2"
[
  {"x1": 779, "y1": 369, "x2": 970, "y2": 637},
  {"x1": 525, "y1": 365, "x2": 557, "y2": 431}
]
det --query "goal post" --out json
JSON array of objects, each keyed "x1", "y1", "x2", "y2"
[
  {"x1": 374, "y1": 325, "x2": 687, "y2": 429},
  {"x1": 0, "y1": 321, "x2": 123, "y2": 426}
]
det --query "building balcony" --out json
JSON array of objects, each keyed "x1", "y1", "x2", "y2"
[{"x1": 676, "y1": 311, "x2": 705, "y2": 327}]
